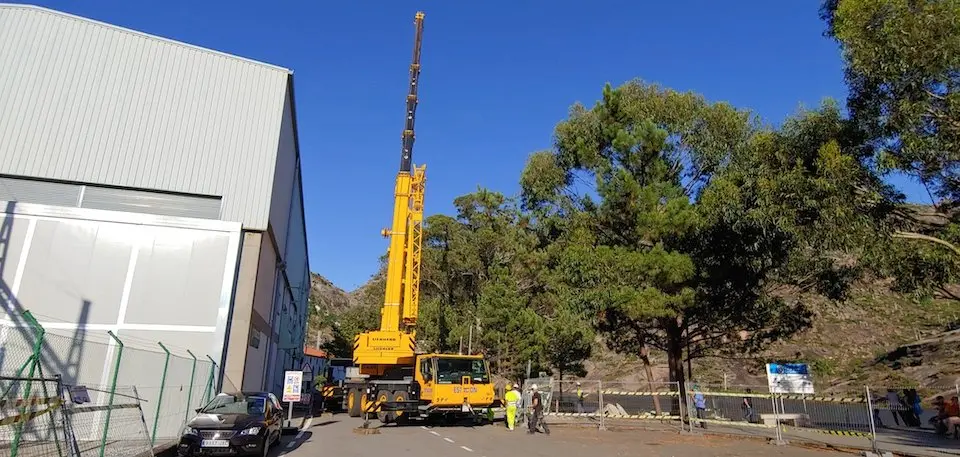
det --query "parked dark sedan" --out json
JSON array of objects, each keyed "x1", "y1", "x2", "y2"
[{"x1": 177, "y1": 391, "x2": 283, "y2": 457}]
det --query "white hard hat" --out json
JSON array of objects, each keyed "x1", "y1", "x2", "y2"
[
  {"x1": 530, "y1": 383, "x2": 538, "y2": 391},
  {"x1": 576, "y1": 381, "x2": 581, "y2": 385},
  {"x1": 514, "y1": 383, "x2": 520, "y2": 389}
]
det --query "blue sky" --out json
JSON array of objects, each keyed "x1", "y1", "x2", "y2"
[{"x1": 17, "y1": 1, "x2": 929, "y2": 290}]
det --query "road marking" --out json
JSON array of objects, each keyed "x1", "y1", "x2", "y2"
[
  {"x1": 444, "y1": 437, "x2": 455, "y2": 443},
  {"x1": 461, "y1": 446, "x2": 473, "y2": 452},
  {"x1": 430, "y1": 430, "x2": 440, "y2": 436},
  {"x1": 421, "y1": 426, "x2": 429, "y2": 430}
]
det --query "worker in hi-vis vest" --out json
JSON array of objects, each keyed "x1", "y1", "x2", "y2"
[{"x1": 504, "y1": 383, "x2": 522, "y2": 430}]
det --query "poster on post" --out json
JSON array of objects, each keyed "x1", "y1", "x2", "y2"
[
  {"x1": 765, "y1": 362, "x2": 815, "y2": 394},
  {"x1": 283, "y1": 370, "x2": 303, "y2": 402}
]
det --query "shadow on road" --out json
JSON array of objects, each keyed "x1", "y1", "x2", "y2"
[{"x1": 274, "y1": 431, "x2": 312, "y2": 455}]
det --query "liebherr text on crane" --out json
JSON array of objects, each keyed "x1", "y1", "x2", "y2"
[{"x1": 337, "y1": 11, "x2": 496, "y2": 425}]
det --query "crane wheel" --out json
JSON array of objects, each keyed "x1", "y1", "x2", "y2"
[
  {"x1": 393, "y1": 391, "x2": 410, "y2": 424},
  {"x1": 347, "y1": 388, "x2": 361, "y2": 417},
  {"x1": 376, "y1": 390, "x2": 393, "y2": 423}
]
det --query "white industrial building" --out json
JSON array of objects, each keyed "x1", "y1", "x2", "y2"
[{"x1": 0, "y1": 1, "x2": 310, "y2": 410}]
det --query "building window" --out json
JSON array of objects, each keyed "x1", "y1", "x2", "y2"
[{"x1": 0, "y1": 175, "x2": 222, "y2": 220}]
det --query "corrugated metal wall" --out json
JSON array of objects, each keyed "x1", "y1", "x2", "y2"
[{"x1": 0, "y1": 5, "x2": 290, "y2": 230}]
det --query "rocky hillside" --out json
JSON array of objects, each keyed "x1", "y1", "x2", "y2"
[
  {"x1": 305, "y1": 273, "x2": 356, "y2": 350},
  {"x1": 308, "y1": 273, "x2": 354, "y2": 314},
  {"x1": 587, "y1": 281, "x2": 960, "y2": 391},
  {"x1": 306, "y1": 272, "x2": 960, "y2": 390}
]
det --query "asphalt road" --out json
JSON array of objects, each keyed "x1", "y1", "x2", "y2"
[{"x1": 271, "y1": 415, "x2": 850, "y2": 457}]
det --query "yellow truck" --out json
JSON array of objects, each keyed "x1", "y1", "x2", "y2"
[{"x1": 339, "y1": 11, "x2": 495, "y2": 425}]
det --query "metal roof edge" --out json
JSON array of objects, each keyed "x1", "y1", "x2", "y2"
[
  {"x1": 0, "y1": 3, "x2": 293, "y2": 75},
  {"x1": 285, "y1": 73, "x2": 312, "y2": 286}
]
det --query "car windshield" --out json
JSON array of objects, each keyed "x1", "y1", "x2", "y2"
[
  {"x1": 200, "y1": 394, "x2": 267, "y2": 416},
  {"x1": 436, "y1": 358, "x2": 489, "y2": 384}
]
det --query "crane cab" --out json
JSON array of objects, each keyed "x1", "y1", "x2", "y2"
[{"x1": 415, "y1": 354, "x2": 495, "y2": 413}]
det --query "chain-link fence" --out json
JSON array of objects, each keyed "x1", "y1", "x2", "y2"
[
  {"x1": 0, "y1": 376, "x2": 74, "y2": 457},
  {"x1": 1, "y1": 310, "x2": 232, "y2": 457},
  {"x1": 517, "y1": 378, "x2": 682, "y2": 431},
  {"x1": 599, "y1": 381, "x2": 682, "y2": 424},
  {"x1": 520, "y1": 377, "x2": 960, "y2": 456}
]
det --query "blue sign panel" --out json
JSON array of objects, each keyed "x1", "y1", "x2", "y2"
[
  {"x1": 768, "y1": 363, "x2": 810, "y2": 376},
  {"x1": 765, "y1": 362, "x2": 815, "y2": 394}
]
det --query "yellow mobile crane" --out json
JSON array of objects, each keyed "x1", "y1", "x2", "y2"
[{"x1": 342, "y1": 11, "x2": 495, "y2": 425}]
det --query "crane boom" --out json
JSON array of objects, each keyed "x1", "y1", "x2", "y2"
[
  {"x1": 354, "y1": 11, "x2": 425, "y2": 369},
  {"x1": 399, "y1": 11, "x2": 424, "y2": 173},
  {"x1": 379, "y1": 11, "x2": 425, "y2": 335}
]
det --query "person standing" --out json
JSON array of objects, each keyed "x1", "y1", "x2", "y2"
[
  {"x1": 528, "y1": 384, "x2": 544, "y2": 434},
  {"x1": 906, "y1": 389, "x2": 923, "y2": 426},
  {"x1": 693, "y1": 386, "x2": 707, "y2": 429},
  {"x1": 504, "y1": 383, "x2": 521, "y2": 431},
  {"x1": 741, "y1": 389, "x2": 755, "y2": 423},
  {"x1": 885, "y1": 389, "x2": 903, "y2": 426},
  {"x1": 576, "y1": 382, "x2": 585, "y2": 414}
]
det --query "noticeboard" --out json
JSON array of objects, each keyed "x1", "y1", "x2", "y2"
[
  {"x1": 765, "y1": 363, "x2": 815, "y2": 394},
  {"x1": 282, "y1": 370, "x2": 303, "y2": 402}
]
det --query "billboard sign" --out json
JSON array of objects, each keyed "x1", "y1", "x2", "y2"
[{"x1": 765, "y1": 363, "x2": 814, "y2": 394}]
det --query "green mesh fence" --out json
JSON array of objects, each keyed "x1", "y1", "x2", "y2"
[
  {"x1": 1, "y1": 310, "x2": 228, "y2": 457},
  {"x1": 0, "y1": 376, "x2": 74, "y2": 457}
]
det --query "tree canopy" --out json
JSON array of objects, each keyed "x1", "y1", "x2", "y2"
[
  {"x1": 822, "y1": 0, "x2": 960, "y2": 299},
  {"x1": 317, "y1": 0, "x2": 960, "y2": 388}
]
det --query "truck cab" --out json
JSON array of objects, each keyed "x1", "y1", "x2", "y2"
[{"x1": 416, "y1": 354, "x2": 495, "y2": 413}]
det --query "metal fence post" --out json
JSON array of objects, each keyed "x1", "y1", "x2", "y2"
[
  {"x1": 99, "y1": 331, "x2": 124, "y2": 457},
  {"x1": 770, "y1": 390, "x2": 784, "y2": 444},
  {"x1": 184, "y1": 350, "x2": 198, "y2": 423},
  {"x1": 151, "y1": 342, "x2": 171, "y2": 446},
  {"x1": 10, "y1": 311, "x2": 47, "y2": 457},
  {"x1": 865, "y1": 386, "x2": 878, "y2": 453},
  {"x1": 675, "y1": 382, "x2": 687, "y2": 433},
  {"x1": 597, "y1": 380, "x2": 605, "y2": 431},
  {"x1": 203, "y1": 355, "x2": 217, "y2": 406},
  {"x1": 56, "y1": 374, "x2": 81, "y2": 457}
]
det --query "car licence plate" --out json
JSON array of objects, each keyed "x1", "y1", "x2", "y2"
[{"x1": 201, "y1": 439, "x2": 230, "y2": 448}]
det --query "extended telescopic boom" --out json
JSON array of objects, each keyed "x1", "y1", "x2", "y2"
[
  {"x1": 376, "y1": 11, "x2": 426, "y2": 344},
  {"x1": 399, "y1": 11, "x2": 424, "y2": 172}
]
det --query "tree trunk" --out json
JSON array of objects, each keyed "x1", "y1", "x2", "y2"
[
  {"x1": 664, "y1": 317, "x2": 686, "y2": 416},
  {"x1": 638, "y1": 341, "x2": 662, "y2": 415},
  {"x1": 557, "y1": 367, "x2": 564, "y2": 412},
  {"x1": 685, "y1": 324, "x2": 693, "y2": 383},
  {"x1": 438, "y1": 299, "x2": 448, "y2": 351}
]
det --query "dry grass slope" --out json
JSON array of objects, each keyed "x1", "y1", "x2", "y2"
[{"x1": 307, "y1": 272, "x2": 960, "y2": 390}]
